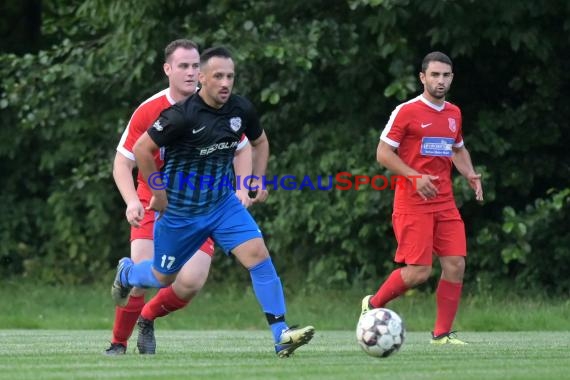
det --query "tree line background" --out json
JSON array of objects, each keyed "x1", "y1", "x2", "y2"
[{"x1": 1, "y1": 0, "x2": 569, "y2": 294}]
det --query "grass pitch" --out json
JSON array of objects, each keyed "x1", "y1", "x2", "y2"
[{"x1": 0, "y1": 330, "x2": 568, "y2": 380}]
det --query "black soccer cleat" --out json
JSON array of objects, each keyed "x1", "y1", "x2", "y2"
[
  {"x1": 136, "y1": 316, "x2": 156, "y2": 354},
  {"x1": 104, "y1": 342, "x2": 126, "y2": 355},
  {"x1": 111, "y1": 257, "x2": 133, "y2": 307}
]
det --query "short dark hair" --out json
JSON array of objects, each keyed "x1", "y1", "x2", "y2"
[
  {"x1": 421, "y1": 51, "x2": 453, "y2": 72},
  {"x1": 164, "y1": 39, "x2": 199, "y2": 62},
  {"x1": 200, "y1": 46, "x2": 233, "y2": 66}
]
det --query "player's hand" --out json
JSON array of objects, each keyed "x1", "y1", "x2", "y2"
[
  {"x1": 414, "y1": 174, "x2": 439, "y2": 200},
  {"x1": 125, "y1": 200, "x2": 145, "y2": 228},
  {"x1": 467, "y1": 172, "x2": 484, "y2": 202},
  {"x1": 235, "y1": 189, "x2": 253, "y2": 208},
  {"x1": 249, "y1": 178, "x2": 269, "y2": 204},
  {"x1": 147, "y1": 191, "x2": 168, "y2": 220}
]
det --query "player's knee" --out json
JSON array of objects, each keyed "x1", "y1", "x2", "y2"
[
  {"x1": 454, "y1": 258, "x2": 466, "y2": 275},
  {"x1": 234, "y1": 240, "x2": 269, "y2": 268},
  {"x1": 249, "y1": 244, "x2": 269, "y2": 264},
  {"x1": 244, "y1": 238, "x2": 269, "y2": 258},
  {"x1": 154, "y1": 271, "x2": 176, "y2": 287},
  {"x1": 172, "y1": 282, "x2": 201, "y2": 301},
  {"x1": 415, "y1": 268, "x2": 432, "y2": 284},
  {"x1": 441, "y1": 256, "x2": 465, "y2": 280},
  {"x1": 130, "y1": 287, "x2": 147, "y2": 297},
  {"x1": 404, "y1": 265, "x2": 432, "y2": 286},
  {"x1": 173, "y1": 271, "x2": 208, "y2": 297}
]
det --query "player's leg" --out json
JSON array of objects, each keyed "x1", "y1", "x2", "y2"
[
  {"x1": 141, "y1": 243, "x2": 214, "y2": 320},
  {"x1": 111, "y1": 212, "x2": 210, "y2": 306},
  {"x1": 136, "y1": 240, "x2": 214, "y2": 354},
  {"x1": 365, "y1": 212, "x2": 434, "y2": 313},
  {"x1": 431, "y1": 208, "x2": 467, "y2": 344},
  {"x1": 105, "y1": 211, "x2": 154, "y2": 355},
  {"x1": 212, "y1": 195, "x2": 314, "y2": 357}
]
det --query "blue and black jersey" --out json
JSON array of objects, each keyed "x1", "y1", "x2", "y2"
[{"x1": 147, "y1": 92, "x2": 262, "y2": 215}]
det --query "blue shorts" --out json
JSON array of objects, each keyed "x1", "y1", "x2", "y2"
[{"x1": 152, "y1": 194, "x2": 262, "y2": 274}]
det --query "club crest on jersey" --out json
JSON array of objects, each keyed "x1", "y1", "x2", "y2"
[
  {"x1": 448, "y1": 118, "x2": 457, "y2": 133},
  {"x1": 153, "y1": 120, "x2": 164, "y2": 132},
  {"x1": 229, "y1": 117, "x2": 242, "y2": 132}
]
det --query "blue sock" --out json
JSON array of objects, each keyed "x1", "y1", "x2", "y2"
[
  {"x1": 249, "y1": 258, "x2": 288, "y2": 342},
  {"x1": 270, "y1": 321, "x2": 289, "y2": 343},
  {"x1": 121, "y1": 260, "x2": 164, "y2": 288}
]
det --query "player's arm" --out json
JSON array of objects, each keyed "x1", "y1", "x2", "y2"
[
  {"x1": 452, "y1": 145, "x2": 483, "y2": 201},
  {"x1": 243, "y1": 101, "x2": 269, "y2": 203},
  {"x1": 377, "y1": 140, "x2": 438, "y2": 200},
  {"x1": 249, "y1": 130, "x2": 269, "y2": 203},
  {"x1": 233, "y1": 139, "x2": 253, "y2": 208},
  {"x1": 113, "y1": 152, "x2": 144, "y2": 227},
  {"x1": 134, "y1": 105, "x2": 186, "y2": 213},
  {"x1": 133, "y1": 132, "x2": 167, "y2": 213}
]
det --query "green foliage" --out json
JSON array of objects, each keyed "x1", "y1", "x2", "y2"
[
  {"x1": 1, "y1": 0, "x2": 569, "y2": 293},
  {"x1": 0, "y1": 1, "x2": 162, "y2": 283},
  {"x1": 474, "y1": 189, "x2": 570, "y2": 294}
]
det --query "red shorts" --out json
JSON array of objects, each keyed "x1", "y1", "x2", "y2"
[
  {"x1": 392, "y1": 208, "x2": 466, "y2": 266},
  {"x1": 130, "y1": 208, "x2": 215, "y2": 257}
]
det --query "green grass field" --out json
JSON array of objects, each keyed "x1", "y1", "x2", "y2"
[
  {"x1": 1, "y1": 330, "x2": 569, "y2": 380},
  {"x1": 1, "y1": 282, "x2": 569, "y2": 379},
  {"x1": 1, "y1": 282, "x2": 569, "y2": 331}
]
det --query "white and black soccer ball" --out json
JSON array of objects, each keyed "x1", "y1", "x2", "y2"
[{"x1": 356, "y1": 308, "x2": 406, "y2": 358}]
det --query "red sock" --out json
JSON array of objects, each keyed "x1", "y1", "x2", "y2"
[
  {"x1": 370, "y1": 268, "x2": 408, "y2": 308},
  {"x1": 433, "y1": 279, "x2": 463, "y2": 336},
  {"x1": 111, "y1": 294, "x2": 145, "y2": 345},
  {"x1": 140, "y1": 286, "x2": 189, "y2": 320}
]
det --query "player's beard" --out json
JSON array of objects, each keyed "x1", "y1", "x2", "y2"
[{"x1": 427, "y1": 84, "x2": 448, "y2": 100}]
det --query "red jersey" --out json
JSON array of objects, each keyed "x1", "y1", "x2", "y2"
[
  {"x1": 117, "y1": 89, "x2": 174, "y2": 202},
  {"x1": 380, "y1": 95, "x2": 463, "y2": 213},
  {"x1": 117, "y1": 89, "x2": 248, "y2": 202}
]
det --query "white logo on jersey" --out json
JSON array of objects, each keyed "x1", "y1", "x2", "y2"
[
  {"x1": 199, "y1": 141, "x2": 239, "y2": 156},
  {"x1": 230, "y1": 117, "x2": 242, "y2": 132},
  {"x1": 421, "y1": 122, "x2": 432, "y2": 128},
  {"x1": 448, "y1": 118, "x2": 457, "y2": 132},
  {"x1": 192, "y1": 126, "x2": 206, "y2": 134},
  {"x1": 153, "y1": 120, "x2": 163, "y2": 131}
]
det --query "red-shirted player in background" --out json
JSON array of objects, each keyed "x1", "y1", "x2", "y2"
[
  {"x1": 362, "y1": 51, "x2": 483, "y2": 345},
  {"x1": 105, "y1": 39, "x2": 252, "y2": 355}
]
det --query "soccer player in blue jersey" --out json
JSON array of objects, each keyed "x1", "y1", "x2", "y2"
[{"x1": 110, "y1": 46, "x2": 314, "y2": 357}]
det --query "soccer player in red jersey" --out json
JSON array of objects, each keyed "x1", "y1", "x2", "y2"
[
  {"x1": 105, "y1": 39, "x2": 252, "y2": 355},
  {"x1": 362, "y1": 51, "x2": 483, "y2": 344}
]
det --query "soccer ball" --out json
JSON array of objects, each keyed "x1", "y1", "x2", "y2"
[{"x1": 356, "y1": 308, "x2": 406, "y2": 358}]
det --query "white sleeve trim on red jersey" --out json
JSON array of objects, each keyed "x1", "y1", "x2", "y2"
[
  {"x1": 117, "y1": 146, "x2": 135, "y2": 161},
  {"x1": 379, "y1": 101, "x2": 410, "y2": 148},
  {"x1": 236, "y1": 135, "x2": 249, "y2": 151},
  {"x1": 380, "y1": 135, "x2": 400, "y2": 148},
  {"x1": 453, "y1": 139, "x2": 464, "y2": 148},
  {"x1": 116, "y1": 124, "x2": 135, "y2": 161},
  {"x1": 116, "y1": 89, "x2": 170, "y2": 162}
]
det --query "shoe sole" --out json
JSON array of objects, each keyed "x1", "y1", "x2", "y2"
[
  {"x1": 111, "y1": 259, "x2": 132, "y2": 307},
  {"x1": 361, "y1": 295, "x2": 372, "y2": 315},
  {"x1": 103, "y1": 345, "x2": 126, "y2": 355},
  {"x1": 103, "y1": 349, "x2": 126, "y2": 355},
  {"x1": 137, "y1": 345, "x2": 156, "y2": 354},
  {"x1": 111, "y1": 284, "x2": 129, "y2": 307},
  {"x1": 430, "y1": 338, "x2": 468, "y2": 345},
  {"x1": 276, "y1": 327, "x2": 315, "y2": 358}
]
